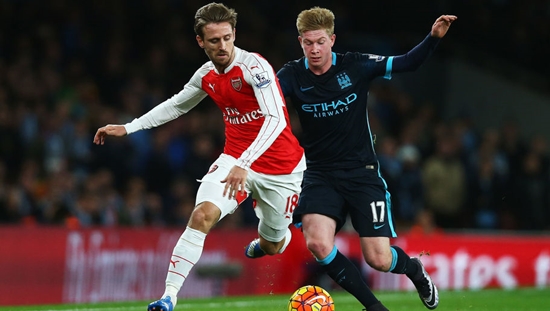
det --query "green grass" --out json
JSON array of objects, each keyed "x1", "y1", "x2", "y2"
[{"x1": 2, "y1": 288, "x2": 549, "y2": 311}]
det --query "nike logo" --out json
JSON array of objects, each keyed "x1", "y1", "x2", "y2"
[
  {"x1": 300, "y1": 86, "x2": 314, "y2": 92},
  {"x1": 305, "y1": 294, "x2": 327, "y2": 305},
  {"x1": 374, "y1": 224, "x2": 385, "y2": 230}
]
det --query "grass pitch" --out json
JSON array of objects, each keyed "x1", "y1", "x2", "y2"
[{"x1": 1, "y1": 287, "x2": 548, "y2": 311}]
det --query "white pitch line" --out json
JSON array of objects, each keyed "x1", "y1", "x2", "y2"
[{"x1": 31, "y1": 293, "x2": 404, "y2": 311}]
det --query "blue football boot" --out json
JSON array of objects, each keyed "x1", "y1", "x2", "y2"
[
  {"x1": 244, "y1": 238, "x2": 266, "y2": 258},
  {"x1": 147, "y1": 296, "x2": 174, "y2": 311}
]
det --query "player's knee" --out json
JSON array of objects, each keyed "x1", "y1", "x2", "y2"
[
  {"x1": 365, "y1": 253, "x2": 392, "y2": 272},
  {"x1": 306, "y1": 239, "x2": 332, "y2": 259},
  {"x1": 188, "y1": 205, "x2": 219, "y2": 232}
]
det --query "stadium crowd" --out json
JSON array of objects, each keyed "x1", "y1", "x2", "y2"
[{"x1": 0, "y1": 0, "x2": 549, "y2": 231}]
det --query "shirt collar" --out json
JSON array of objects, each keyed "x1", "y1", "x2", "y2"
[{"x1": 304, "y1": 52, "x2": 336, "y2": 69}]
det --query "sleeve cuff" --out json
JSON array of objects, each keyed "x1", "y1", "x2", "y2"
[
  {"x1": 235, "y1": 159, "x2": 251, "y2": 171},
  {"x1": 123, "y1": 118, "x2": 142, "y2": 135}
]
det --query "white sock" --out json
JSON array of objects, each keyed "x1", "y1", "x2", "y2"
[
  {"x1": 277, "y1": 228, "x2": 292, "y2": 254},
  {"x1": 162, "y1": 227, "x2": 207, "y2": 306}
]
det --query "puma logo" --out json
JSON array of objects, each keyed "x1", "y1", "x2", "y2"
[{"x1": 170, "y1": 259, "x2": 180, "y2": 268}]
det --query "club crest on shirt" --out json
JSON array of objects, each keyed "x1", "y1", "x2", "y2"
[
  {"x1": 252, "y1": 71, "x2": 271, "y2": 88},
  {"x1": 337, "y1": 72, "x2": 352, "y2": 89},
  {"x1": 231, "y1": 77, "x2": 242, "y2": 91},
  {"x1": 367, "y1": 54, "x2": 385, "y2": 62}
]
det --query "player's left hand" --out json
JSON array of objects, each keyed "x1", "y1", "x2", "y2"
[
  {"x1": 431, "y1": 15, "x2": 457, "y2": 38},
  {"x1": 221, "y1": 165, "x2": 248, "y2": 200},
  {"x1": 93, "y1": 124, "x2": 127, "y2": 145}
]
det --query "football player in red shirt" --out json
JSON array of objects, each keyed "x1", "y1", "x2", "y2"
[{"x1": 93, "y1": 3, "x2": 305, "y2": 311}]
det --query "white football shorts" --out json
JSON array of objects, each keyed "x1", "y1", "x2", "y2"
[{"x1": 195, "y1": 153, "x2": 303, "y2": 241}]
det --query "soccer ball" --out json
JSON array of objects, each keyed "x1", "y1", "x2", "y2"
[{"x1": 288, "y1": 285, "x2": 335, "y2": 311}]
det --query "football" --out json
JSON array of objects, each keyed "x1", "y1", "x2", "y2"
[{"x1": 288, "y1": 285, "x2": 335, "y2": 311}]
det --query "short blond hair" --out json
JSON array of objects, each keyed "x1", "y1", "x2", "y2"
[{"x1": 296, "y1": 7, "x2": 335, "y2": 36}]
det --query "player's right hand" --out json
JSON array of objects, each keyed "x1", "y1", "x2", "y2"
[{"x1": 93, "y1": 124, "x2": 127, "y2": 145}]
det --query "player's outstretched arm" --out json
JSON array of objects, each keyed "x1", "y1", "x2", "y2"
[
  {"x1": 431, "y1": 15, "x2": 457, "y2": 38},
  {"x1": 93, "y1": 124, "x2": 127, "y2": 145}
]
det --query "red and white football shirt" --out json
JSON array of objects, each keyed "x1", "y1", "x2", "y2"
[{"x1": 124, "y1": 47, "x2": 305, "y2": 175}]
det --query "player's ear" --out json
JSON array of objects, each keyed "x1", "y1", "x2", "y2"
[
  {"x1": 196, "y1": 35, "x2": 204, "y2": 48},
  {"x1": 330, "y1": 34, "x2": 336, "y2": 47}
]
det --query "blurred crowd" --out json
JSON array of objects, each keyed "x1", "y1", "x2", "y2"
[
  {"x1": 0, "y1": 0, "x2": 549, "y2": 232},
  {"x1": 449, "y1": 0, "x2": 550, "y2": 78}
]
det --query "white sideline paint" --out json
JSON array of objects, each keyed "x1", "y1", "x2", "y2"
[{"x1": 34, "y1": 294, "x2": 398, "y2": 311}]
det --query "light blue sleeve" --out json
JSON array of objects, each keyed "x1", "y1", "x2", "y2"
[{"x1": 384, "y1": 56, "x2": 394, "y2": 80}]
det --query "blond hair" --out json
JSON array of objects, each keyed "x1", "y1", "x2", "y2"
[{"x1": 296, "y1": 7, "x2": 335, "y2": 36}]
